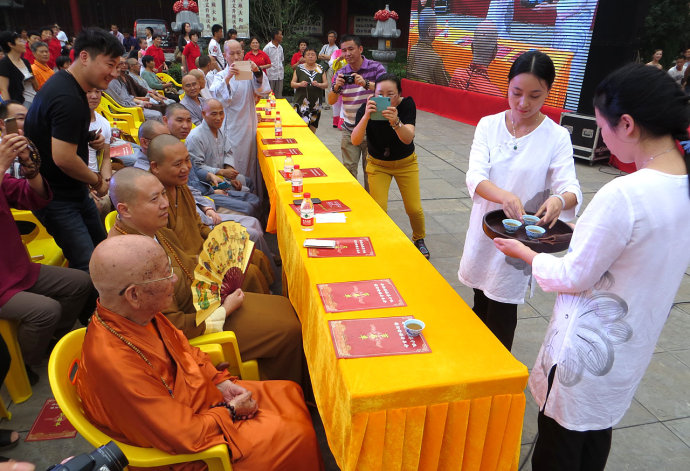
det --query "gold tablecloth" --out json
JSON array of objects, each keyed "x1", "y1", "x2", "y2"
[
  {"x1": 256, "y1": 98, "x2": 308, "y2": 128},
  {"x1": 259, "y1": 126, "x2": 528, "y2": 471}
]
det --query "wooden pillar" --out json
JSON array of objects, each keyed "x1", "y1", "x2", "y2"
[
  {"x1": 69, "y1": 0, "x2": 82, "y2": 34},
  {"x1": 340, "y1": 0, "x2": 348, "y2": 35}
]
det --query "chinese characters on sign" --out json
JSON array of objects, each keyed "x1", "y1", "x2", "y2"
[
  {"x1": 198, "y1": 0, "x2": 223, "y2": 37},
  {"x1": 225, "y1": 0, "x2": 250, "y2": 38}
]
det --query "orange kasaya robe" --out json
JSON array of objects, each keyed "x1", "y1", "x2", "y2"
[
  {"x1": 107, "y1": 220, "x2": 306, "y2": 387},
  {"x1": 31, "y1": 61, "x2": 54, "y2": 90},
  {"x1": 168, "y1": 185, "x2": 274, "y2": 293},
  {"x1": 76, "y1": 303, "x2": 324, "y2": 471}
]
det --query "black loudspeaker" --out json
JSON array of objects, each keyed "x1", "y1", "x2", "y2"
[
  {"x1": 577, "y1": 0, "x2": 652, "y2": 114},
  {"x1": 559, "y1": 112, "x2": 609, "y2": 165}
]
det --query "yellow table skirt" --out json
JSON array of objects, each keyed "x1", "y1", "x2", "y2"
[{"x1": 268, "y1": 176, "x2": 528, "y2": 470}]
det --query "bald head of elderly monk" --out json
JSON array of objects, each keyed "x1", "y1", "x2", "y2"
[
  {"x1": 202, "y1": 98, "x2": 225, "y2": 132},
  {"x1": 109, "y1": 167, "x2": 169, "y2": 237},
  {"x1": 80, "y1": 236, "x2": 323, "y2": 470},
  {"x1": 148, "y1": 134, "x2": 191, "y2": 189}
]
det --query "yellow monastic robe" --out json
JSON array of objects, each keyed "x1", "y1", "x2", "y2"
[{"x1": 76, "y1": 303, "x2": 323, "y2": 471}]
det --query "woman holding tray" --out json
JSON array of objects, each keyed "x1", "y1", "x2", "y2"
[
  {"x1": 457, "y1": 50, "x2": 582, "y2": 351},
  {"x1": 494, "y1": 63, "x2": 690, "y2": 470},
  {"x1": 351, "y1": 73, "x2": 430, "y2": 259}
]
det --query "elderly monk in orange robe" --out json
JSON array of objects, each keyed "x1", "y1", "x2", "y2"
[
  {"x1": 107, "y1": 167, "x2": 306, "y2": 388},
  {"x1": 147, "y1": 133, "x2": 274, "y2": 294},
  {"x1": 78, "y1": 235, "x2": 323, "y2": 471}
]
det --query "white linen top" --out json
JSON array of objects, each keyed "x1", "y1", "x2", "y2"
[
  {"x1": 530, "y1": 169, "x2": 690, "y2": 431},
  {"x1": 87, "y1": 113, "x2": 112, "y2": 172},
  {"x1": 263, "y1": 42, "x2": 284, "y2": 81},
  {"x1": 458, "y1": 111, "x2": 582, "y2": 304}
]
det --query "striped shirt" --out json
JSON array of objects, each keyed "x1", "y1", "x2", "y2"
[{"x1": 334, "y1": 57, "x2": 386, "y2": 131}]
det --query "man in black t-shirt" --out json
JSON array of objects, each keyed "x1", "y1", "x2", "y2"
[{"x1": 25, "y1": 28, "x2": 124, "y2": 271}]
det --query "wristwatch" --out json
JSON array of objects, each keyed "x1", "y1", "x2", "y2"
[{"x1": 391, "y1": 119, "x2": 403, "y2": 129}]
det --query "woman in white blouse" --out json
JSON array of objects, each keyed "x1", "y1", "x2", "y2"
[
  {"x1": 495, "y1": 63, "x2": 690, "y2": 470},
  {"x1": 458, "y1": 50, "x2": 582, "y2": 350}
]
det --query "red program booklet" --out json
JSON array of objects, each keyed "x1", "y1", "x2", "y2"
[
  {"x1": 109, "y1": 142, "x2": 134, "y2": 157},
  {"x1": 307, "y1": 237, "x2": 375, "y2": 258},
  {"x1": 289, "y1": 199, "x2": 351, "y2": 215},
  {"x1": 318, "y1": 278, "x2": 406, "y2": 313},
  {"x1": 259, "y1": 117, "x2": 275, "y2": 123},
  {"x1": 261, "y1": 138, "x2": 297, "y2": 145},
  {"x1": 279, "y1": 167, "x2": 327, "y2": 179},
  {"x1": 262, "y1": 148, "x2": 303, "y2": 157},
  {"x1": 329, "y1": 316, "x2": 431, "y2": 358}
]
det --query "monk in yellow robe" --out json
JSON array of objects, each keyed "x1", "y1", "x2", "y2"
[
  {"x1": 107, "y1": 167, "x2": 306, "y2": 387},
  {"x1": 78, "y1": 235, "x2": 323, "y2": 471},
  {"x1": 147, "y1": 134, "x2": 273, "y2": 294}
]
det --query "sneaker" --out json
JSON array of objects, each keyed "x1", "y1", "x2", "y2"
[{"x1": 414, "y1": 239, "x2": 430, "y2": 259}]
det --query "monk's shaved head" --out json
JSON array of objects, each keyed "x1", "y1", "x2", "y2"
[
  {"x1": 202, "y1": 98, "x2": 222, "y2": 112},
  {"x1": 138, "y1": 119, "x2": 169, "y2": 141},
  {"x1": 148, "y1": 134, "x2": 183, "y2": 165},
  {"x1": 189, "y1": 68, "x2": 205, "y2": 84},
  {"x1": 109, "y1": 167, "x2": 156, "y2": 207},
  {"x1": 90, "y1": 236, "x2": 170, "y2": 314},
  {"x1": 224, "y1": 39, "x2": 241, "y2": 53}
]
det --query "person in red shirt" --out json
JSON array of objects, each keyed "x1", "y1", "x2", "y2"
[
  {"x1": 181, "y1": 31, "x2": 200, "y2": 73},
  {"x1": 244, "y1": 37, "x2": 272, "y2": 71},
  {"x1": 0, "y1": 129, "x2": 93, "y2": 385},
  {"x1": 23, "y1": 31, "x2": 40, "y2": 64},
  {"x1": 39, "y1": 26, "x2": 60, "y2": 69},
  {"x1": 144, "y1": 35, "x2": 167, "y2": 73},
  {"x1": 290, "y1": 38, "x2": 308, "y2": 67}
]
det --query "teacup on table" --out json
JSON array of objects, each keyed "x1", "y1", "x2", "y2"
[{"x1": 403, "y1": 319, "x2": 425, "y2": 337}]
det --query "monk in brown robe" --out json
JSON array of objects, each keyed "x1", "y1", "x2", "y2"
[
  {"x1": 78, "y1": 236, "x2": 323, "y2": 471},
  {"x1": 107, "y1": 167, "x2": 306, "y2": 387},
  {"x1": 147, "y1": 133, "x2": 273, "y2": 294}
]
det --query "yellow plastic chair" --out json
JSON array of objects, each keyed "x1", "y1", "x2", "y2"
[
  {"x1": 0, "y1": 319, "x2": 32, "y2": 405},
  {"x1": 11, "y1": 210, "x2": 66, "y2": 267},
  {"x1": 156, "y1": 72, "x2": 182, "y2": 88},
  {"x1": 101, "y1": 92, "x2": 145, "y2": 124},
  {"x1": 49, "y1": 329, "x2": 233, "y2": 470},
  {"x1": 96, "y1": 103, "x2": 141, "y2": 145},
  {"x1": 189, "y1": 331, "x2": 259, "y2": 380},
  {"x1": 104, "y1": 211, "x2": 117, "y2": 232}
]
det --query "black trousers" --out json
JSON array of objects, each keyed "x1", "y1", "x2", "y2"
[
  {"x1": 532, "y1": 367, "x2": 612, "y2": 471},
  {"x1": 472, "y1": 289, "x2": 518, "y2": 350}
]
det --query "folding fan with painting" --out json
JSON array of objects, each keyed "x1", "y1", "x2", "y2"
[{"x1": 192, "y1": 222, "x2": 255, "y2": 326}]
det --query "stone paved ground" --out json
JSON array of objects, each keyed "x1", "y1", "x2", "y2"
[{"x1": 2, "y1": 108, "x2": 689, "y2": 470}]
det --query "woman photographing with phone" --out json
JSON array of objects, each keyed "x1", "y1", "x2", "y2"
[
  {"x1": 494, "y1": 63, "x2": 690, "y2": 470},
  {"x1": 457, "y1": 50, "x2": 582, "y2": 351},
  {"x1": 351, "y1": 73, "x2": 429, "y2": 259}
]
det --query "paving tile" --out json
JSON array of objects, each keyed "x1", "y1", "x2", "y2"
[
  {"x1": 614, "y1": 398, "x2": 659, "y2": 429},
  {"x1": 419, "y1": 178, "x2": 465, "y2": 199},
  {"x1": 519, "y1": 443, "x2": 535, "y2": 470},
  {"x1": 430, "y1": 212, "x2": 470, "y2": 234},
  {"x1": 511, "y1": 317, "x2": 549, "y2": 372},
  {"x1": 634, "y1": 352, "x2": 690, "y2": 422},
  {"x1": 518, "y1": 302, "x2": 542, "y2": 320},
  {"x1": 656, "y1": 307, "x2": 690, "y2": 352},
  {"x1": 665, "y1": 417, "x2": 690, "y2": 447},
  {"x1": 525, "y1": 288, "x2": 558, "y2": 318},
  {"x1": 522, "y1": 389, "x2": 540, "y2": 445},
  {"x1": 606, "y1": 422, "x2": 690, "y2": 471},
  {"x1": 671, "y1": 349, "x2": 690, "y2": 368}
]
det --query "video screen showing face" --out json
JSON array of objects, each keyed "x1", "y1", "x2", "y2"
[{"x1": 407, "y1": 1, "x2": 599, "y2": 110}]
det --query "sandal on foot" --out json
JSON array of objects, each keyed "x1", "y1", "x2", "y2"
[
  {"x1": 414, "y1": 238, "x2": 430, "y2": 259},
  {"x1": 0, "y1": 430, "x2": 19, "y2": 451}
]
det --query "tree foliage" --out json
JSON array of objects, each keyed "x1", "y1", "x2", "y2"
[
  {"x1": 249, "y1": 0, "x2": 319, "y2": 43},
  {"x1": 640, "y1": 0, "x2": 690, "y2": 66}
]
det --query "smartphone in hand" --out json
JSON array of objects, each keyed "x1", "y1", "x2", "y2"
[{"x1": 369, "y1": 96, "x2": 391, "y2": 121}]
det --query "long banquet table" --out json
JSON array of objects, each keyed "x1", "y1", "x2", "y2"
[{"x1": 256, "y1": 100, "x2": 528, "y2": 471}]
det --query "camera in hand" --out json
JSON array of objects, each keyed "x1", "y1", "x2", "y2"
[
  {"x1": 46, "y1": 441, "x2": 128, "y2": 471},
  {"x1": 520, "y1": 0, "x2": 552, "y2": 7},
  {"x1": 342, "y1": 73, "x2": 355, "y2": 84}
]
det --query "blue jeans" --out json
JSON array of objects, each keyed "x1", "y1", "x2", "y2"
[{"x1": 33, "y1": 192, "x2": 106, "y2": 272}]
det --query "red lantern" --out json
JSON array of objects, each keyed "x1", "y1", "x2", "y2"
[{"x1": 173, "y1": 0, "x2": 199, "y2": 14}]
